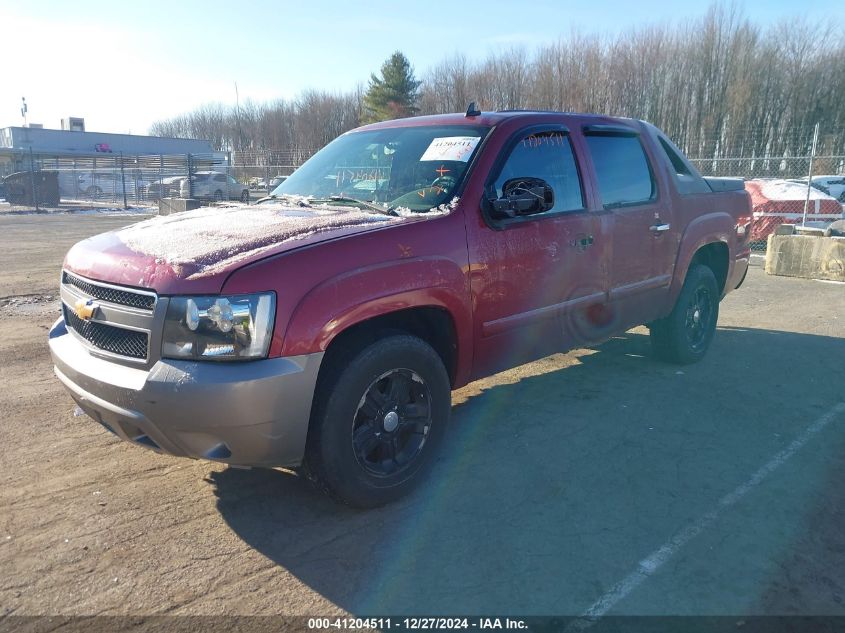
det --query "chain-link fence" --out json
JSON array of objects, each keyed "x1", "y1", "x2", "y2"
[
  {"x1": 3, "y1": 141, "x2": 842, "y2": 253},
  {"x1": 0, "y1": 149, "x2": 320, "y2": 211},
  {"x1": 689, "y1": 154, "x2": 845, "y2": 251},
  {"x1": 228, "y1": 149, "x2": 316, "y2": 194},
  {"x1": 0, "y1": 152, "x2": 236, "y2": 211}
]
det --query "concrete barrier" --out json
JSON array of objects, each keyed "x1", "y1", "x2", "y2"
[
  {"x1": 158, "y1": 198, "x2": 202, "y2": 216},
  {"x1": 765, "y1": 234, "x2": 845, "y2": 281}
]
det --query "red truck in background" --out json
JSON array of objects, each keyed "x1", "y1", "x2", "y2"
[{"x1": 49, "y1": 110, "x2": 752, "y2": 507}]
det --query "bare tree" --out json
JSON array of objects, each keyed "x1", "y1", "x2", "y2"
[{"x1": 151, "y1": 3, "x2": 845, "y2": 160}]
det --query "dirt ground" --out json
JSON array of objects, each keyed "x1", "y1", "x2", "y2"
[{"x1": 1, "y1": 214, "x2": 844, "y2": 620}]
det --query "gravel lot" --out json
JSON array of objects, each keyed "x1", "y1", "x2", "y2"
[{"x1": 1, "y1": 214, "x2": 844, "y2": 619}]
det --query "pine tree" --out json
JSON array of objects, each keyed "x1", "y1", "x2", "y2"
[{"x1": 362, "y1": 51, "x2": 421, "y2": 123}]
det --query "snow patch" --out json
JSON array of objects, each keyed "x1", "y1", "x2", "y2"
[
  {"x1": 393, "y1": 197, "x2": 460, "y2": 217},
  {"x1": 751, "y1": 179, "x2": 837, "y2": 201},
  {"x1": 118, "y1": 202, "x2": 403, "y2": 279}
]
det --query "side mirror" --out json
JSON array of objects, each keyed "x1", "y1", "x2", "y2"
[{"x1": 488, "y1": 177, "x2": 555, "y2": 219}]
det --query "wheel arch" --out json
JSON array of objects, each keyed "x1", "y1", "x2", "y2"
[
  {"x1": 280, "y1": 256, "x2": 473, "y2": 388},
  {"x1": 668, "y1": 211, "x2": 735, "y2": 308},
  {"x1": 318, "y1": 305, "x2": 460, "y2": 388},
  {"x1": 690, "y1": 241, "x2": 729, "y2": 295}
]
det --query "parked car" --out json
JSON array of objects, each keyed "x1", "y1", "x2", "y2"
[
  {"x1": 145, "y1": 176, "x2": 186, "y2": 200},
  {"x1": 180, "y1": 171, "x2": 249, "y2": 202},
  {"x1": 809, "y1": 175, "x2": 845, "y2": 201},
  {"x1": 50, "y1": 110, "x2": 751, "y2": 508},
  {"x1": 76, "y1": 172, "x2": 152, "y2": 199},
  {"x1": 787, "y1": 176, "x2": 845, "y2": 201},
  {"x1": 269, "y1": 175, "x2": 288, "y2": 190},
  {"x1": 746, "y1": 178, "x2": 844, "y2": 241}
]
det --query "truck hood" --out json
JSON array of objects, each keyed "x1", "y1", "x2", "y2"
[{"x1": 63, "y1": 201, "x2": 425, "y2": 294}]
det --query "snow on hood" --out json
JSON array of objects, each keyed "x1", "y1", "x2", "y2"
[{"x1": 117, "y1": 202, "x2": 403, "y2": 279}]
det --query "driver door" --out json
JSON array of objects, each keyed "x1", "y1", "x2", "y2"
[{"x1": 466, "y1": 126, "x2": 608, "y2": 379}]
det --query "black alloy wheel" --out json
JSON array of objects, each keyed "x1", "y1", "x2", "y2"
[
  {"x1": 351, "y1": 368, "x2": 432, "y2": 478},
  {"x1": 649, "y1": 264, "x2": 719, "y2": 365},
  {"x1": 684, "y1": 286, "x2": 714, "y2": 353}
]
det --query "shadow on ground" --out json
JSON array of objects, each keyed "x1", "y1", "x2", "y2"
[{"x1": 210, "y1": 327, "x2": 845, "y2": 615}]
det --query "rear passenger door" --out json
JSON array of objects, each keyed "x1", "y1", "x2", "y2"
[{"x1": 583, "y1": 126, "x2": 674, "y2": 329}]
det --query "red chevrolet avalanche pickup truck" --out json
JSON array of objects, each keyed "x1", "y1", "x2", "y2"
[{"x1": 49, "y1": 111, "x2": 751, "y2": 507}]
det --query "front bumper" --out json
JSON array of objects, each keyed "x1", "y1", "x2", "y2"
[{"x1": 49, "y1": 317, "x2": 323, "y2": 468}]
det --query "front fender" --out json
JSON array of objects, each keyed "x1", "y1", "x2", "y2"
[{"x1": 281, "y1": 256, "x2": 473, "y2": 385}]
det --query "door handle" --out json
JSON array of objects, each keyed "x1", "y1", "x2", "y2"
[
  {"x1": 579, "y1": 235, "x2": 594, "y2": 247},
  {"x1": 650, "y1": 223, "x2": 671, "y2": 233}
]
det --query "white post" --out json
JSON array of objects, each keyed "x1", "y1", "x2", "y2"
[{"x1": 802, "y1": 122, "x2": 820, "y2": 226}]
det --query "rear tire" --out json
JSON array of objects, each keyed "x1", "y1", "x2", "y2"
[
  {"x1": 240, "y1": 190, "x2": 249, "y2": 203},
  {"x1": 649, "y1": 264, "x2": 719, "y2": 365},
  {"x1": 304, "y1": 335, "x2": 451, "y2": 508}
]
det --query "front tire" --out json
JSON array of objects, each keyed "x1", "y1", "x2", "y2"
[
  {"x1": 649, "y1": 264, "x2": 719, "y2": 365},
  {"x1": 304, "y1": 335, "x2": 451, "y2": 508},
  {"x1": 213, "y1": 189, "x2": 223, "y2": 202}
]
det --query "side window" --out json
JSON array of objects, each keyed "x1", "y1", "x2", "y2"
[
  {"x1": 214, "y1": 174, "x2": 226, "y2": 183},
  {"x1": 656, "y1": 134, "x2": 711, "y2": 195},
  {"x1": 658, "y1": 137, "x2": 691, "y2": 177},
  {"x1": 494, "y1": 131, "x2": 584, "y2": 214},
  {"x1": 585, "y1": 133, "x2": 656, "y2": 207}
]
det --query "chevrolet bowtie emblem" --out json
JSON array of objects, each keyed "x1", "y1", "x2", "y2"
[{"x1": 74, "y1": 298, "x2": 99, "y2": 321}]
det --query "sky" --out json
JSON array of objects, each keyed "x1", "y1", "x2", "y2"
[{"x1": 1, "y1": 0, "x2": 841, "y2": 135}]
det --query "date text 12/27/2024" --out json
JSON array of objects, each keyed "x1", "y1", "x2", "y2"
[{"x1": 307, "y1": 617, "x2": 529, "y2": 630}]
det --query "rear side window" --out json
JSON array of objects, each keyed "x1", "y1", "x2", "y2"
[
  {"x1": 494, "y1": 131, "x2": 584, "y2": 214},
  {"x1": 585, "y1": 133, "x2": 656, "y2": 208},
  {"x1": 655, "y1": 134, "x2": 711, "y2": 195},
  {"x1": 658, "y1": 137, "x2": 691, "y2": 176}
]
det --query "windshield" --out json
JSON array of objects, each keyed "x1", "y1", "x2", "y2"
[{"x1": 271, "y1": 125, "x2": 490, "y2": 212}]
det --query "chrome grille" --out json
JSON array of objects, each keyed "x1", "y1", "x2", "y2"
[
  {"x1": 62, "y1": 271, "x2": 155, "y2": 310},
  {"x1": 63, "y1": 305, "x2": 149, "y2": 360}
]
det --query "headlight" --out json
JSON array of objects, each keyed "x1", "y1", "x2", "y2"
[{"x1": 162, "y1": 293, "x2": 275, "y2": 360}]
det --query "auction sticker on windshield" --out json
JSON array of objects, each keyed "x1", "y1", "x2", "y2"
[{"x1": 419, "y1": 136, "x2": 481, "y2": 162}]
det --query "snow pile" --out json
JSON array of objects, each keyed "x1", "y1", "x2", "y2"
[
  {"x1": 118, "y1": 202, "x2": 402, "y2": 278},
  {"x1": 393, "y1": 197, "x2": 461, "y2": 217}
]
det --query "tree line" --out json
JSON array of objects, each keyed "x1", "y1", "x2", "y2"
[{"x1": 149, "y1": 4, "x2": 845, "y2": 161}]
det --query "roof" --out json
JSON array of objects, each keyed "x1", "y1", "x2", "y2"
[{"x1": 353, "y1": 111, "x2": 637, "y2": 132}]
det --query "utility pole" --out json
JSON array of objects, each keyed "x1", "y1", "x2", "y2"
[
  {"x1": 21, "y1": 97, "x2": 28, "y2": 127},
  {"x1": 29, "y1": 147, "x2": 38, "y2": 212},
  {"x1": 802, "y1": 122, "x2": 820, "y2": 227},
  {"x1": 234, "y1": 82, "x2": 243, "y2": 152},
  {"x1": 120, "y1": 152, "x2": 128, "y2": 210}
]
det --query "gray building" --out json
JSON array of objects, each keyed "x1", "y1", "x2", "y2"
[
  {"x1": 0, "y1": 126, "x2": 228, "y2": 204},
  {"x1": 0, "y1": 126, "x2": 215, "y2": 176}
]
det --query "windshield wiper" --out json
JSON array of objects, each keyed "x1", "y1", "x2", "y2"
[{"x1": 320, "y1": 196, "x2": 395, "y2": 216}]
